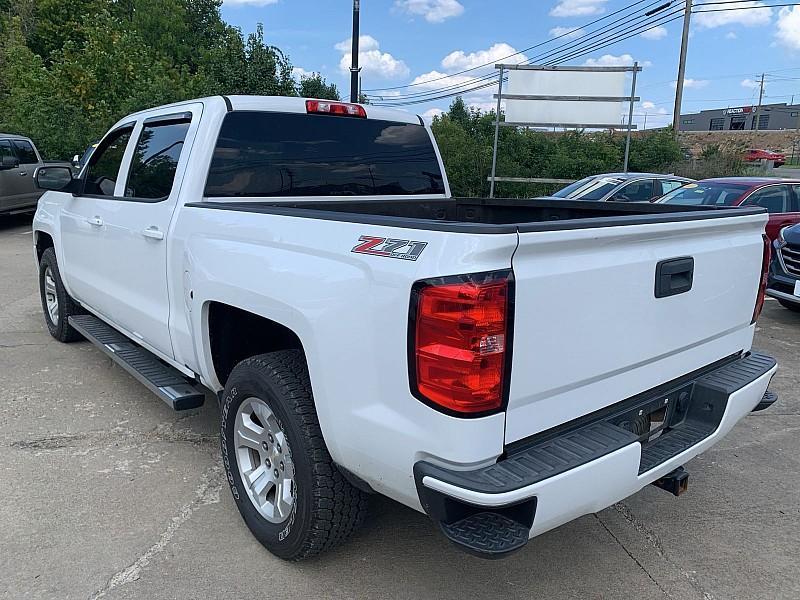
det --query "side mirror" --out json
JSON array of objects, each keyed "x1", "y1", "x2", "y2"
[
  {"x1": 35, "y1": 165, "x2": 76, "y2": 192},
  {"x1": 0, "y1": 155, "x2": 20, "y2": 170}
]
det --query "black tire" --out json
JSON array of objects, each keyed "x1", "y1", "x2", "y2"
[
  {"x1": 220, "y1": 350, "x2": 368, "y2": 560},
  {"x1": 38, "y1": 247, "x2": 84, "y2": 342},
  {"x1": 778, "y1": 299, "x2": 800, "y2": 312}
]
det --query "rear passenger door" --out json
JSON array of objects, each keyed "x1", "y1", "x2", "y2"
[{"x1": 91, "y1": 107, "x2": 200, "y2": 358}]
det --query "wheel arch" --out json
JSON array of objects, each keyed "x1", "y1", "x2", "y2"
[
  {"x1": 205, "y1": 301, "x2": 307, "y2": 389},
  {"x1": 34, "y1": 230, "x2": 54, "y2": 262}
]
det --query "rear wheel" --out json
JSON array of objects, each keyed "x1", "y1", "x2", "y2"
[
  {"x1": 220, "y1": 350, "x2": 368, "y2": 560},
  {"x1": 778, "y1": 299, "x2": 800, "y2": 313},
  {"x1": 38, "y1": 247, "x2": 84, "y2": 342}
]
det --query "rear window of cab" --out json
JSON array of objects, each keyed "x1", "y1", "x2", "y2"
[{"x1": 204, "y1": 111, "x2": 445, "y2": 198}]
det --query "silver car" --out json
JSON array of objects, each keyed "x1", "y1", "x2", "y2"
[{"x1": 551, "y1": 172, "x2": 693, "y2": 202}]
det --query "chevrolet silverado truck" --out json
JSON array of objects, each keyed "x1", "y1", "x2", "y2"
[{"x1": 31, "y1": 96, "x2": 778, "y2": 561}]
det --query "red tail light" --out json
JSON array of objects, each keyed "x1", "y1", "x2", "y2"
[
  {"x1": 305, "y1": 99, "x2": 366, "y2": 118},
  {"x1": 410, "y1": 272, "x2": 513, "y2": 415},
  {"x1": 752, "y1": 234, "x2": 771, "y2": 324}
]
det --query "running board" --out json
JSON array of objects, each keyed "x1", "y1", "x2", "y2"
[{"x1": 69, "y1": 315, "x2": 205, "y2": 410}]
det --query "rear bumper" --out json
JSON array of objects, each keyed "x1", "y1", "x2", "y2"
[{"x1": 415, "y1": 352, "x2": 777, "y2": 557}]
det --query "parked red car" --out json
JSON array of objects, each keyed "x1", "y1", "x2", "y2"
[
  {"x1": 743, "y1": 148, "x2": 786, "y2": 168},
  {"x1": 657, "y1": 178, "x2": 800, "y2": 241}
]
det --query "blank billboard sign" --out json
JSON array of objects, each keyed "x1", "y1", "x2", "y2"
[{"x1": 505, "y1": 69, "x2": 627, "y2": 126}]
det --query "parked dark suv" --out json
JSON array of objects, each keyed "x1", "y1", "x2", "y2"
[{"x1": 767, "y1": 223, "x2": 800, "y2": 312}]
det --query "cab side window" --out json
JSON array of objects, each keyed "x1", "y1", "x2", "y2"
[
  {"x1": 83, "y1": 128, "x2": 133, "y2": 196},
  {"x1": 124, "y1": 117, "x2": 190, "y2": 200}
]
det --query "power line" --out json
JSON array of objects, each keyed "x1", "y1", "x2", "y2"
[
  {"x1": 371, "y1": 0, "x2": 800, "y2": 109},
  {"x1": 692, "y1": 1, "x2": 800, "y2": 12},
  {"x1": 371, "y1": 3, "x2": 684, "y2": 105},
  {"x1": 363, "y1": 0, "x2": 660, "y2": 92},
  {"x1": 369, "y1": 0, "x2": 677, "y2": 103}
]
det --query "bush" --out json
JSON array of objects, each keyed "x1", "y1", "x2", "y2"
[{"x1": 431, "y1": 98, "x2": 684, "y2": 198}]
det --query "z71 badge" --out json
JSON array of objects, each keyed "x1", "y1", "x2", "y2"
[{"x1": 351, "y1": 236, "x2": 427, "y2": 261}]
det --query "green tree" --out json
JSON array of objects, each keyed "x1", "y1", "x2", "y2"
[
  {"x1": 431, "y1": 97, "x2": 682, "y2": 198},
  {"x1": 298, "y1": 73, "x2": 340, "y2": 101},
  {"x1": 0, "y1": 2, "x2": 340, "y2": 159}
]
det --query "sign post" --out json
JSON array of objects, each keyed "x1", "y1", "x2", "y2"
[{"x1": 488, "y1": 63, "x2": 642, "y2": 197}]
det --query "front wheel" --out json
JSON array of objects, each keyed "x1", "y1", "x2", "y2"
[
  {"x1": 38, "y1": 247, "x2": 84, "y2": 342},
  {"x1": 220, "y1": 350, "x2": 368, "y2": 560}
]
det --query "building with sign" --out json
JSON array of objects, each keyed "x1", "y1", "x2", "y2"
[{"x1": 679, "y1": 102, "x2": 800, "y2": 131}]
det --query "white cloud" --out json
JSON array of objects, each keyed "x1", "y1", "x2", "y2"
[
  {"x1": 549, "y1": 26, "x2": 586, "y2": 40},
  {"x1": 410, "y1": 70, "x2": 475, "y2": 89},
  {"x1": 223, "y1": 0, "x2": 278, "y2": 5},
  {"x1": 550, "y1": 0, "x2": 607, "y2": 17},
  {"x1": 335, "y1": 35, "x2": 409, "y2": 79},
  {"x1": 292, "y1": 67, "x2": 314, "y2": 81},
  {"x1": 693, "y1": 1, "x2": 772, "y2": 29},
  {"x1": 725, "y1": 31, "x2": 738, "y2": 39},
  {"x1": 409, "y1": 70, "x2": 496, "y2": 113},
  {"x1": 741, "y1": 78, "x2": 763, "y2": 89},
  {"x1": 394, "y1": 0, "x2": 464, "y2": 23},
  {"x1": 582, "y1": 53, "x2": 651, "y2": 67},
  {"x1": 672, "y1": 78, "x2": 710, "y2": 89},
  {"x1": 640, "y1": 25, "x2": 667, "y2": 40},
  {"x1": 441, "y1": 43, "x2": 526, "y2": 71},
  {"x1": 421, "y1": 108, "x2": 444, "y2": 122},
  {"x1": 775, "y1": 7, "x2": 800, "y2": 50},
  {"x1": 641, "y1": 101, "x2": 656, "y2": 110}
]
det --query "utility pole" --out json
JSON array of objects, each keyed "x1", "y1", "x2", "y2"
[
  {"x1": 754, "y1": 72, "x2": 765, "y2": 131},
  {"x1": 643, "y1": 113, "x2": 648, "y2": 131},
  {"x1": 672, "y1": 0, "x2": 692, "y2": 135},
  {"x1": 350, "y1": 1, "x2": 361, "y2": 102}
]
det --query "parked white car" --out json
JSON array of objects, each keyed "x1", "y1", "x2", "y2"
[
  {"x1": 32, "y1": 96, "x2": 777, "y2": 560},
  {"x1": 550, "y1": 172, "x2": 693, "y2": 202}
]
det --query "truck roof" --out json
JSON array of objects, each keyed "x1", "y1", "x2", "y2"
[
  {"x1": 124, "y1": 95, "x2": 422, "y2": 126},
  {"x1": 226, "y1": 95, "x2": 422, "y2": 125}
]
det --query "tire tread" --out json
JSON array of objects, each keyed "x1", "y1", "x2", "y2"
[{"x1": 229, "y1": 350, "x2": 368, "y2": 560}]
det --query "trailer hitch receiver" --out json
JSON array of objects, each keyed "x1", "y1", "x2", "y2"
[{"x1": 652, "y1": 466, "x2": 689, "y2": 496}]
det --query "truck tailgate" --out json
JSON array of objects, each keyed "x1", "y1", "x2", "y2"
[{"x1": 506, "y1": 212, "x2": 767, "y2": 444}]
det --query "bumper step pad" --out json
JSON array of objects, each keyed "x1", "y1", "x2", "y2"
[
  {"x1": 440, "y1": 512, "x2": 530, "y2": 559},
  {"x1": 69, "y1": 315, "x2": 205, "y2": 410}
]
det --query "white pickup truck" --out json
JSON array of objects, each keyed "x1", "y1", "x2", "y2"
[{"x1": 32, "y1": 96, "x2": 778, "y2": 561}]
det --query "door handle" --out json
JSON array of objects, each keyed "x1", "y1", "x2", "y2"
[
  {"x1": 142, "y1": 226, "x2": 164, "y2": 240},
  {"x1": 87, "y1": 216, "x2": 103, "y2": 227},
  {"x1": 19, "y1": 171, "x2": 27, "y2": 176}
]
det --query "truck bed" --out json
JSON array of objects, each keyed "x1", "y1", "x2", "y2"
[{"x1": 188, "y1": 197, "x2": 764, "y2": 233}]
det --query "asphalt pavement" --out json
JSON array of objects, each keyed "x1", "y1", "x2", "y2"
[{"x1": 1, "y1": 213, "x2": 798, "y2": 600}]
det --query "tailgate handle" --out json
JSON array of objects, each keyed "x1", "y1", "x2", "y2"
[{"x1": 655, "y1": 257, "x2": 694, "y2": 298}]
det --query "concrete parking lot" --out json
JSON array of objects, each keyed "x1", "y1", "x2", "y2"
[{"x1": 1, "y1": 213, "x2": 798, "y2": 600}]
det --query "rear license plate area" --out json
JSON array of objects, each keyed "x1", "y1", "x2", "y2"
[{"x1": 610, "y1": 384, "x2": 692, "y2": 443}]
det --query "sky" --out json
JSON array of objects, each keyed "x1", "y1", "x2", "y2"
[{"x1": 220, "y1": 0, "x2": 800, "y2": 129}]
